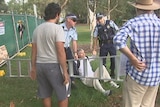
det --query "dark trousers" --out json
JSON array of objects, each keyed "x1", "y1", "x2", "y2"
[
  {"x1": 99, "y1": 43, "x2": 116, "y2": 76},
  {"x1": 65, "y1": 47, "x2": 78, "y2": 81}
]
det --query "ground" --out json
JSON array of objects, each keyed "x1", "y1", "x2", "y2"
[
  {"x1": 78, "y1": 44, "x2": 160, "y2": 107},
  {"x1": 78, "y1": 44, "x2": 92, "y2": 54}
]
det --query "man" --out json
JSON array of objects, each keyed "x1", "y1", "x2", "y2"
[
  {"x1": 30, "y1": 2, "x2": 70, "y2": 107},
  {"x1": 113, "y1": 0, "x2": 160, "y2": 107},
  {"x1": 60, "y1": 13, "x2": 78, "y2": 87},
  {"x1": 77, "y1": 49, "x2": 119, "y2": 96},
  {"x1": 92, "y1": 13, "x2": 119, "y2": 78}
]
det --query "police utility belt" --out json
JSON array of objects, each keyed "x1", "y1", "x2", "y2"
[{"x1": 101, "y1": 40, "x2": 113, "y2": 44}]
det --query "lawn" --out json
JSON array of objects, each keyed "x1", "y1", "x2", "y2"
[{"x1": 0, "y1": 24, "x2": 159, "y2": 107}]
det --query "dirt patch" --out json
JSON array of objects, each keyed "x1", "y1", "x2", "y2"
[{"x1": 78, "y1": 44, "x2": 92, "y2": 54}]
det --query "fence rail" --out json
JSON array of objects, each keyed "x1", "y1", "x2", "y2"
[{"x1": 5, "y1": 55, "x2": 125, "y2": 81}]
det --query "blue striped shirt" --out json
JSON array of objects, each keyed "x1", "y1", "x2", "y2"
[{"x1": 113, "y1": 13, "x2": 160, "y2": 86}]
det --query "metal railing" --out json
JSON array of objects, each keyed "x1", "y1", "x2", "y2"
[{"x1": 5, "y1": 55, "x2": 125, "y2": 81}]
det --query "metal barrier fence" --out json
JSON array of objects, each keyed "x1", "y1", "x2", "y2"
[
  {"x1": 5, "y1": 55, "x2": 125, "y2": 81},
  {"x1": 0, "y1": 13, "x2": 44, "y2": 67}
]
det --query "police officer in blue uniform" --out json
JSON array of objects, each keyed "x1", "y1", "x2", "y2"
[
  {"x1": 60, "y1": 13, "x2": 78, "y2": 88},
  {"x1": 92, "y1": 13, "x2": 119, "y2": 78}
]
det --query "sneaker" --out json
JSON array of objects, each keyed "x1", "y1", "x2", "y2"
[
  {"x1": 103, "y1": 90, "x2": 112, "y2": 96},
  {"x1": 110, "y1": 81, "x2": 119, "y2": 88}
]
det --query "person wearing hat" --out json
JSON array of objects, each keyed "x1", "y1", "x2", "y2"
[
  {"x1": 113, "y1": 0, "x2": 160, "y2": 107},
  {"x1": 92, "y1": 13, "x2": 119, "y2": 78},
  {"x1": 60, "y1": 13, "x2": 78, "y2": 88}
]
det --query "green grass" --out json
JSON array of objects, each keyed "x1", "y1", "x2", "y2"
[
  {"x1": 76, "y1": 24, "x2": 91, "y2": 45},
  {"x1": 0, "y1": 24, "x2": 159, "y2": 107}
]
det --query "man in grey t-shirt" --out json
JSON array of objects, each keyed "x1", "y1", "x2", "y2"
[{"x1": 30, "y1": 2, "x2": 70, "y2": 107}]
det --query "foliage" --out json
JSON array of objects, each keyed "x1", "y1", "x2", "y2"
[
  {"x1": 66, "y1": 0, "x2": 88, "y2": 23},
  {"x1": 2, "y1": 0, "x2": 136, "y2": 24},
  {"x1": 0, "y1": 0, "x2": 8, "y2": 13}
]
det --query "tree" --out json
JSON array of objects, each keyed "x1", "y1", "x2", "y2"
[
  {"x1": 0, "y1": 0, "x2": 8, "y2": 13},
  {"x1": 66, "y1": 0, "x2": 88, "y2": 23}
]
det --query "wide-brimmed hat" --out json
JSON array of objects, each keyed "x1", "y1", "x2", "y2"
[{"x1": 128, "y1": 0, "x2": 160, "y2": 10}]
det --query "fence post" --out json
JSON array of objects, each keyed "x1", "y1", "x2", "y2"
[
  {"x1": 12, "y1": 11, "x2": 19, "y2": 52},
  {"x1": 25, "y1": 13, "x2": 31, "y2": 43}
]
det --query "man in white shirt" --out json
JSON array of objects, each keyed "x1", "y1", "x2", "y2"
[{"x1": 77, "y1": 49, "x2": 119, "y2": 96}]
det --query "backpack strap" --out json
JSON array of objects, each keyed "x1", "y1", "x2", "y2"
[{"x1": 105, "y1": 20, "x2": 110, "y2": 26}]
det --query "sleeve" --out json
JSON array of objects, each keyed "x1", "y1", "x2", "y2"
[
  {"x1": 113, "y1": 21, "x2": 132, "y2": 50},
  {"x1": 72, "y1": 28, "x2": 78, "y2": 40},
  {"x1": 56, "y1": 25, "x2": 65, "y2": 42},
  {"x1": 110, "y1": 20, "x2": 119, "y2": 31},
  {"x1": 88, "y1": 56, "x2": 96, "y2": 62},
  {"x1": 32, "y1": 29, "x2": 37, "y2": 43},
  {"x1": 93, "y1": 26, "x2": 98, "y2": 37}
]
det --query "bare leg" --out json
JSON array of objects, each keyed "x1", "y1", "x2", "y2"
[
  {"x1": 43, "y1": 97, "x2": 52, "y2": 107},
  {"x1": 20, "y1": 31, "x2": 22, "y2": 39},
  {"x1": 58, "y1": 98, "x2": 68, "y2": 107}
]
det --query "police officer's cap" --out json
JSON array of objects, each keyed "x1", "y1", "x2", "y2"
[
  {"x1": 96, "y1": 13, "x2": 104, "y2": 20},
  {"x1": 66, "y1": 13, "x2": 77, "y2": 19}
]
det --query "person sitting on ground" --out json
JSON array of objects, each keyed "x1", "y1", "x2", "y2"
[{"x1": 77, "y1": 49, "x2": 119, "y2": 96}]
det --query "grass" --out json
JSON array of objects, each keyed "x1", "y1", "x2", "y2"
[{"x1": 0, "y1": 24, "x2": 159, "y2": 107}]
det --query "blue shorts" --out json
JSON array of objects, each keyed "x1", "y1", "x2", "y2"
[{"x1": 36, "y1": 63, "x2": 71, "y2": 101}]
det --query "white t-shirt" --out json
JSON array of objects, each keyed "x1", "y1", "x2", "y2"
[
  {"x1": 78, "y1": 56, "x2": 94, "y2": 77},
  {"x1": 32, "y1": 22, "x2": 65, "y2": 63}
]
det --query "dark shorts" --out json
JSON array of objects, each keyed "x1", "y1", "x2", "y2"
[{"x1": 36, "y1": 63, "x2": 71, "y2": 101}]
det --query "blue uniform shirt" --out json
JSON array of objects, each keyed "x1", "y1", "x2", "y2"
[
  {"x1": 60, "y1": 23, "x2": 78, "y2": 48},
  {"x1": 93, "y1": 20, "x2": 119, "y2": 37},
  {"x1": 113, "y1": 13, "x2": 160, "y2": 86}
]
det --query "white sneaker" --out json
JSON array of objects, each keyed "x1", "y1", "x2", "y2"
[
  {"x1": 110, "y1": 81, "x2": 119, "y2": 88},
  {"x1": 103, "y1": 90, "x2": 112, "y2": 96}
]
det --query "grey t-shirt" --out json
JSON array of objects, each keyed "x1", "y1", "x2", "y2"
[{"x1": 32, "y1": 22, "x2": 65, "y2": 63}]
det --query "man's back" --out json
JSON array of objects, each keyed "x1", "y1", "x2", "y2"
[
  {"x1": 32, "y1": 22, "x2": 64, "y2": 63},
  {"x1": 114, "y1": 13, "x2": 160, "y2": 86}
]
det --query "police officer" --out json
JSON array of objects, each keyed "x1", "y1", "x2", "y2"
[
  {"x1": 92, "y1": 13, "x2": 119, "y2": 78},
  {"x1": 60, "y1": 13, "x2": 78, "y2": 88}
]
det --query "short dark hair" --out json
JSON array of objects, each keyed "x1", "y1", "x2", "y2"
[{"x1": 44, "y1": 2, "x2": 61, "y2": 21}]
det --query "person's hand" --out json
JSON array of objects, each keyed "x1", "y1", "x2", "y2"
[
  {"x1": 63, "y1": 72, "x2": 70, "y2": 85},
  {"x1": 74, "y1": 53, "x2": 78, "y2": 59},
  {"x1": 130, "y1": 59, "x2": 146, "y2": 72},
  {"x1": 92, "y1": 50, "x2": 97, "y2": 56},
  {"x1": 30, "y1": 68, "x2": 36, "y2": 80}
]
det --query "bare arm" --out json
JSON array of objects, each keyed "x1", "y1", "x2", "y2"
[
  {"x1": 120, "y1": 46, "x2": 146, "y2": 72},
  {"x1": 92, "y1": 37, "x2": 98, "y2": 55},
  {"x1": 30, "y1": 43, "x2": 37, "y2": 80},
  {"x1": 56, "y1": 42, "x2": 69, "y2": 85},
  {"x1": 72, "y1": 40, "x2": 78, "y2": 59}
]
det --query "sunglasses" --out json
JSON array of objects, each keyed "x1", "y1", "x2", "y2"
[{"x1": 71, "y1": 18, "x2": 77, "y2": 22}]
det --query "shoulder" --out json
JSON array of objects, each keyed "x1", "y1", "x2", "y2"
[{"x1": 60, "y1": 22, "x2": 65, "y2": 28}]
